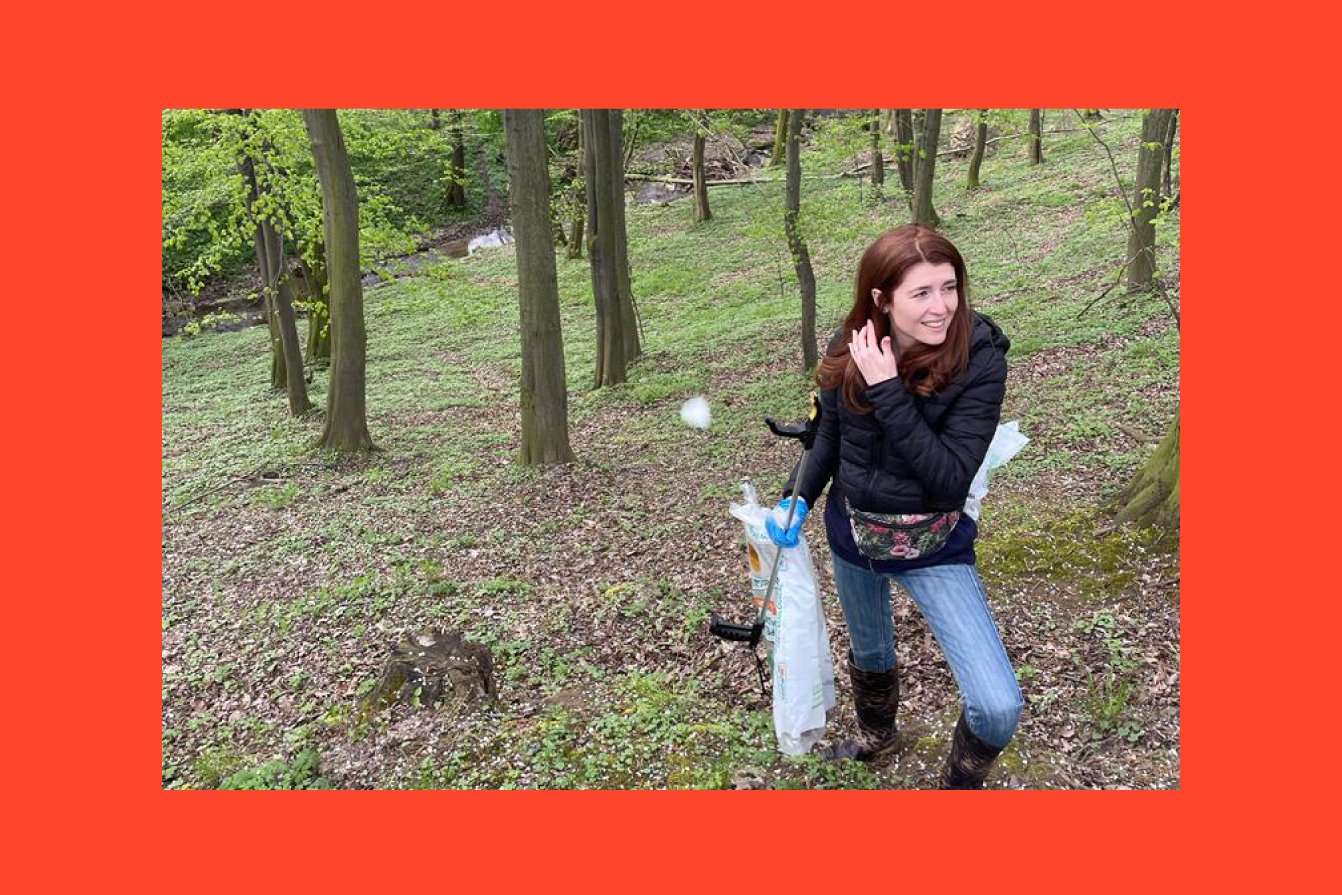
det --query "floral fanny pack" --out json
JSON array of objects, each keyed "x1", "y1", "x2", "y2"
[{"x1": 845, "y1": 498, "x2": 961, "y2": 561}]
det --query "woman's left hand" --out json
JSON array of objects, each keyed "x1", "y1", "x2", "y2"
[{"x1": 850, "y1": 319, "x2": 899, "y2": 386}]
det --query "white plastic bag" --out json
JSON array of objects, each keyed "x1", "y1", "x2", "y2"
[
  {"x1": 729, "y1": 482, "x2": 836, "y2": 755},
  {"x1": 962, "y1": 421, "x2": 1029, "y2": 521},
  {"x1": 466, "y1": 227, "x2": 514, "y2": 255}
]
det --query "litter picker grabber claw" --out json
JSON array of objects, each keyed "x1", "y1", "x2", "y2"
[{"x1": 710, "y1": 393, "x2": 823, "y2": 688}]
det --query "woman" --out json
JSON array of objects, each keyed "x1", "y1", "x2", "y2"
[{"x1": 765, "y1": 225, "x2": 1023, "y2": 789}]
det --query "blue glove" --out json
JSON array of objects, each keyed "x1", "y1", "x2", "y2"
[{"x1": 765, "y1": 496, "x2": 809, "y2": 548}]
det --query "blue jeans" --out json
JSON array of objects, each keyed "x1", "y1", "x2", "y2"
[{"x1": 831, "y1": 552, "x2": 1024, "y2": 748}]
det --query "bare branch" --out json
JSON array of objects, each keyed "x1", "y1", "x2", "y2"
[
  {"x1": 1151, "y1": 276, "x2": 1181, "y2": 331},
  {"x1": 1072, "y1": 109, "x2": 1135, "y2": 230},
  {"x1": 1077, "y1": 247, "x2": 1149, "y2": 318}
]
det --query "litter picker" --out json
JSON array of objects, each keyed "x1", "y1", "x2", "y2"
[{"x1": 709, "y1": 393, "x2": 822, "y2": 689}]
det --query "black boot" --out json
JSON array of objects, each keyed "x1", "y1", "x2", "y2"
[
  {"x1": 939, "y1": 712, "x2": 1004, "y2": 789},
  {"x1": 823, "y1": 657, "x2": 899, "y2": 761}
]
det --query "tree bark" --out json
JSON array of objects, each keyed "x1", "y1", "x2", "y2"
[
  {"x1": 447, "y1": 110, "x2": 467, "y2": 209},
  {"x1": 584, "y1": 109, "x2": 626, "y2": 388},
  {"x1": 251, "y1": 216, "x2": 285, "y2": 390},
  {"x1": 254, "y1": 210, "x2": 285, "y2": 391},
  {"x1": 605, "y1": 110, "x2": 640, "y2": 364},
  {"x1": 784, "y1": 109, "x2": 818, "y2": 371},
  {"x1": 302, "y1": 109, "x2": 375, "y2": 452},
  {"x1": 894, "y1": 109, "x2": 915, "y2": 201},
  {"x1": 1028, "y1": 109, "x2": 1044, "y2": 165},
  {"x1": 1126, "y1": 108, "x2": 1175, "y2": 291},
  {"x1": 911, "y1": 109, "x2": 925, "y2": 184},
  {"x1": 1113, "y1": 411, "x2": 1179, "y2": 532},
  {"x1": 692, "y1": 124, "x2": 711, "y2": 221},
  {"x1": 234, "y1": 111, "x2": 308, "y2": 413},
  {"x1": 966, "y1": 109, "x2": 988, "y2": 191},
  {"x1": 1161, "y1": 109, "x2": 1179, "y2": 201},
  {"x1": 770, "y1": 109, "x2": 788, "y2": 167},
  {"x1": 566, "y1": 216, "x2": 584, "y2": 260},
  {"x1": 622, "y1": 110, "x2": 643, "y2": 172},
  {"x1": 260, "y1": 224, "x2": 313, "y2": 416},
  {"x1": 230, "y1": 110, "x2": 285, "y2": 392},
  {"x1": 566, "y1": 109, "x2": 584, "y2": 260},
  {"x1": 911, "y1": 109, "x2": 942, "y2": 227},
  {"x1": 869, "y1": 109, "x2": 884, "y2": 196},
  {"x1": 503, "y1": 109, "x2": 576, "y2": 466},
  {"x1": 303, "y1": 240, "x2": 330, "y2": 365}
]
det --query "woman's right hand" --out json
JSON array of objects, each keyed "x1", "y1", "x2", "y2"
[
  {"x1": 850, "y1": 319, "x2": 899, "y2": 386},
  {"x1": 765, "y1": 497, "x2": 809, "y2": 547}
]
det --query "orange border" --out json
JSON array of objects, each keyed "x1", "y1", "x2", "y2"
[{"x1": 8, "y1": 2, "x2": 1329, "y2": 890}]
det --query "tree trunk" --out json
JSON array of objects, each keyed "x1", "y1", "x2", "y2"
[
  {"x1": 253, "y1": 217, "x2": 286, "y2": 392},
  {"x1": 894, "y1": 109, "x2": 915, "y2": 206},
  {"x1": 302, "y1": 109, "x2": 375, "y2": 452},
  {"x1": 1113, "y1": 411, "x2": 1179, "y2": 532},
  {"x1": 303, "y1": 241, "x2": 330, "y2": 365},
  {"x1": 584, "y1": 109, "x2": 626, "y2": 388},
  {"x1": 430, "y1": 108, "x2": 441, "y2": 130},
  {"x1": 911, "y1": 109, "x2": 925, "y2": 184},
  {"x1": 784, "y1": 109, "x2": 818, "y2": 372},
  {"x1": 1126, "y1": 108, "x2": 1175, "y2": 291},
  {"x1": 231, "y1": 110, "x2": 286, "y2": 392},
  {"x1": 566, "y1": 109, "x2": 584, "y2": 260},
  {"x1": 566, "y1": 216, "x2": 584, "y2": 260},
  {"x1": 622, "y1": 110, "x2": 643, "y2": 172},
  {"x1": 1028, "y1": 109, "x2": 1044, "y2": 165},
  {"x1": 260, "y1": 224, "x2": 312, "y2": 416},
  {"x1": 911, "y1": 109, "x2": 942, "y2": 227},
  {"x1": 605, "y1": 110, "x2": 641, "y2": 364},
  {"x1": 503, "y1": 110, "x2": 576, "y2": 466},
  {"x1": 692, "y1": 126, "x2": 711, "y2": 221},
  {"x1": 254, "y1": 216, "x2": 285, "y2": 391},
  {"x1": 966, "y1": 109, "x2": 988, "y2": 191},
  {"x1": 770, "y1": 109, "x2": 788, "y2": 167},
  {"x1": 869, "y1": 109, "x2": 884, "y2": 197},
  {"x1": 1161, "y1": 109, "x2": 1179, "y2": 201},
  {"x1": 447, "y1": 110, "x2": 467, "y2": 209},
  {"x1": 234, "y1": 112, "x2": 308, "y2": 412}
]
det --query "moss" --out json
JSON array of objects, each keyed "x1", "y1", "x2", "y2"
[
  {"x1": 913, "y1": 735, "x2": 943, "y2": 761},
  {"x1": 997, "y1": 743, "x2": 1025, "y2": 775},
  {"x1": 978, "y1": 509, "x2": 1165, "y2": 601}
]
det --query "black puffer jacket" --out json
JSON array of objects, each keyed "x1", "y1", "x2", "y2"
[{"x1": 789, "y1": 312, "x2": 1009, "y2": 514}]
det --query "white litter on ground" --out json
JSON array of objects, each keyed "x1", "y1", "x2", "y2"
[
  {"x1": 679, "y1": 395, "x2": 712, "y2": 429},
  {"x1": 467, "y1": 227, "x2": 514, "y2": 256}
]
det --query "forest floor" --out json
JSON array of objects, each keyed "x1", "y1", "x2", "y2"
[{"x1": 162, "y1": 111, "x2": 1180, "y2": 789}]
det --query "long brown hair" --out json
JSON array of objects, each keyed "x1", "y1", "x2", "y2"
[{"x1": 816, "y1": 225, "x2": 973, "y2": 411}]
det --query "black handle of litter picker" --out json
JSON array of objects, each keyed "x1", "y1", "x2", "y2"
[
  {"x1": 709, "y1": 613, "x2": 762, "y2": 646},
  {"x1": 764, "y1": 392, "x2": 822, "y2": 450}
]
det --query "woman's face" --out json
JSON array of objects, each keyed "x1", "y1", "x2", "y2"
[{"x1": 879, "y1": 261, "x2": 959, "y2": 352}]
